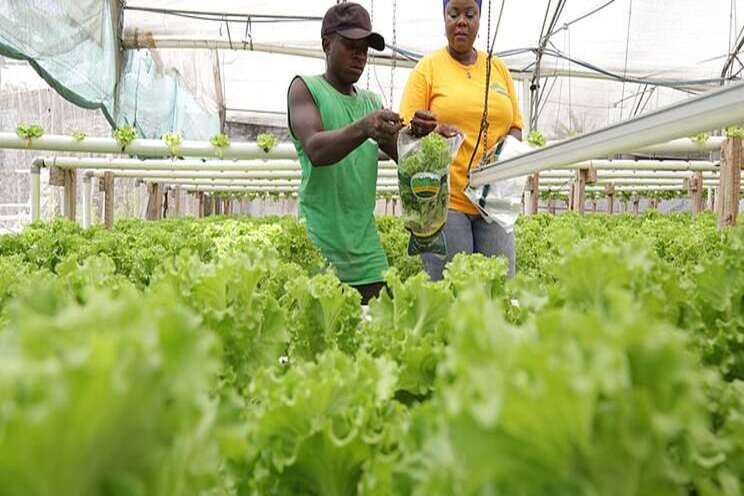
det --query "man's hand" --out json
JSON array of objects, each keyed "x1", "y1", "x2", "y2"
[
  {"x1": 409, "y1": 110, "x2": 438, "y2": 137},
  {"x1": 360, "y1": 110, "x2": 404, "y2": 143}
]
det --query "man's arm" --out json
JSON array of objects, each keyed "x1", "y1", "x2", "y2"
[
  {"x1": 376, "y1": 133, "x2": 399, "y2": 162},
  {"x1": 508, "y1": 127, "x2": 523, "y2": 141},
  {"x1": 288, "y1": 78, "x2": 402, "y2": 166}
]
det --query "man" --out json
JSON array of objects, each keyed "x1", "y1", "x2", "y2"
[{"x1": 287, "y1": 2, "x2": 404, "y2": 304}]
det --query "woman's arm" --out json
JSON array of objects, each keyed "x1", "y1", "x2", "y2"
[
  {"x1": 400, "y1": 68, "x2": 440, "y2": 137},
  {"x1": 501, "y1": 60, "x2": 524, "y2": 141},
  {"x1": 508, "y1": 127, "x2": 523, "y2": 141}
]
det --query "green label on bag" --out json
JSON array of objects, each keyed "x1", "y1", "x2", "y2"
[{"x1": 410, "y1": 172, "x2": 441, "y2": 200}]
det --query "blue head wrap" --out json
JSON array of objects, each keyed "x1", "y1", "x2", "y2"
[{"x1": 443, "y1": 0, "x2": 482, "y2": 10}]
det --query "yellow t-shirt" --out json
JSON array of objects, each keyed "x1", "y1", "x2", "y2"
[{"x1": 400, "y1": 48, "x2": 524, "y2": 215}]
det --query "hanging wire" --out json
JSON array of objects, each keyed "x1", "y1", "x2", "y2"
[
  {"x1": 567, "y1": 24, "x2": 573, "y2": 131},
  {"x1": 467, "y1": 0, "x2": 507, "y2": 172},
  {"x1": 549, "y1": 0, "x2": 617, "y2": 37},
  {"x1": 619, "y1": 0, "x2": 633, "y2": 120},
  {"x1": 124, "y1": 6, "x2": 322, "y2": 23},
  {"x1": 389, "y1": 0, "x2": 398, "y2": 109},
  {"x1": 366, "y1": 0, "x2": 374, "y2": 90},
  {"x1": 530, "y1": 0, "x2": 567, "y2": 130}
]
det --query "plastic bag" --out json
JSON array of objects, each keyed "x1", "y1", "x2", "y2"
[
  {"x1": 464, "y1": 135, "x2": 532, "y2": 234},
  {"x1": 397, "y1": 130, "x2": 464, "y2": 256}
]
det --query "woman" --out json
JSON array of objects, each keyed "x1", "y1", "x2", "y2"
[{"x1": 399, "y1": 0, "x2": 523, "y2": 280}]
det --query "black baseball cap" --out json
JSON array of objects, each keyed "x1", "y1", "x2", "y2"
[{"x1": 321, "y1": 3, "x2": 386, "y2": 51}]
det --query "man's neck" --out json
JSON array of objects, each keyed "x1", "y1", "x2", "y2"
[{"x1": 323, "y1": 71, "x2": 355, "y2": 96}]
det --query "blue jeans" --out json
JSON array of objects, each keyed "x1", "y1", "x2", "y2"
[{"x1": 422, "y1": 210, "x2": 516, "y2": 281}]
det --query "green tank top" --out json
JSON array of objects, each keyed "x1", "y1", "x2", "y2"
[{"x1": 288, "y1": 75, "x2": 389, "y2": 285}]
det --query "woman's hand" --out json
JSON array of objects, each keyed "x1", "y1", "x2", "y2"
[
  {"x1": 434, "y1": 123, "x2": 461, "y2": 138},
  {"x1": 409, "y1": 110, "x2": 438, "y2": 137}
]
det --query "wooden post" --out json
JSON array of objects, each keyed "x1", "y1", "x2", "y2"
[
  {"x1": 707, "y1": 187, "x2": 715, "y2": 212},
  {"x1": 686, "y1": 172, "x2": 704, "y2": 216},
  {"x1": 207, "y1": 194, "x2": 214, "y2": 217},
  {"x1": 591, "y1": 199, "x2": 598, "y2": 213},
  {"x1": 524, "y1": 173, "x2": 540, "y2": 215},
  {"x1": 197, "y1": 192, "x2": 205, "y2": 218},
  {"x1": 605, "y1": 185, "x2": 615, "y2": 214},
  {"x1": 569, "y1": 168, "x2": 596, "y2": 215},
  {"x1": 718, "y1": 137, "x2": 742, "y2": 227},
  {"x1": 103, "y1": 172, "x2": 114, "y2": 229},
  {"x1": 174, "y1": 187, "x2": 182, "y2": 217},
  {"x1": 392, "y1": 198, "x2": 397, "y2": 216},
  {"x1": 548, "y1": 199, "x2": 557, "y2": 215},
  {"x1": 62, "y1": 168, "x2": 77, "y2": 221},
  {"x1": 632, "y1": 193, "x2": 640, "y2": 215},
  {"x1": 145, "y1": 183, "x2": 162, "y2": 221}
]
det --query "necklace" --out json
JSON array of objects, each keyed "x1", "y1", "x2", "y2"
[{"x1": 448, "y1": 47, "x2": 478, "y2": 79}]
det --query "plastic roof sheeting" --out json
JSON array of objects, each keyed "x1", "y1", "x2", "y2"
[
  {"x1": 0, "y1": 0, "x2": 118, "y2": 121},
  {"x1": 2, "y1": 1, "x2": 743, "y2": 140},
  {"x1": 121, "y1": 0, "x2": 744, "y2": 137}
]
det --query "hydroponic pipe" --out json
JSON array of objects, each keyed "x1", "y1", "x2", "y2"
[
  {"x1": 34, "y1": 156, "x2": 398, "y2": 172},
  {"x1": 471, "y1": 81, "x2": 744, "y2": 186},
  {"x1": 3, "y1": 135, "x2": 298, "y2": 160},
  {"x1": 138, "y1": 178, "x2": 401, "y2": 188},
  {"x1": 87, "y1": 169, "x2": 399, "y2": 180},
  {"x1": 540, "y1": 170, "x2": 719, "y2": 179},
  {"x1": 179, "y1": 185, "x2": 401, "y2": 193}
]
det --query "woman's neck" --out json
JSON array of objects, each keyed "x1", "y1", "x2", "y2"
[{"x1": 447, "y1": 45, "x2": 477, "y2": 65}]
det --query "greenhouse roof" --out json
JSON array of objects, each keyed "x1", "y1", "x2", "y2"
[{"x1": 1, "y1": 0, "x2": 743, "y2": 139}]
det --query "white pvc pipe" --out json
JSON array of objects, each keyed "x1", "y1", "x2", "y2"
[
  {"x1": 472, "y1": 81, "x2": 744, "y2": 185},
  {"x1": 38, "y1": 156, "x2": 399, "y2": 171},
  {"x1": 82, "y1": 175, "x2": 92, "y2": 229},
  {"x1": 545, "y1": 137, "x2": 725, "y2": 155},
  {"x1": 559, "y1": 159, "x2": 719, "y2": 172},
  {"x1": 543, "y1": 185, "x2": 692, "y2": 192},
  {"x1": 140, "y1": 178, "x2": 400, "y2": 188},
  {"x1": 180, "y1": 185, "x2": 401, "y2": 193},
  {"x1": 632, "y1": 136, "x2": 725, "y2": 155},
  {"x1": 0, "y1": 134, "x2": 297, "y2": 160},
  {"x1": 89, "y1": 169, "x2": 399, "y2": 180},
  {"x1": 540, "y1": 170, "x2": 719, "y2": 180}
]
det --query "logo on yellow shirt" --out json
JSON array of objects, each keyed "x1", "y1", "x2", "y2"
[{"x1": 490, "y1": 83, "x2": 509, "y2": 98}]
